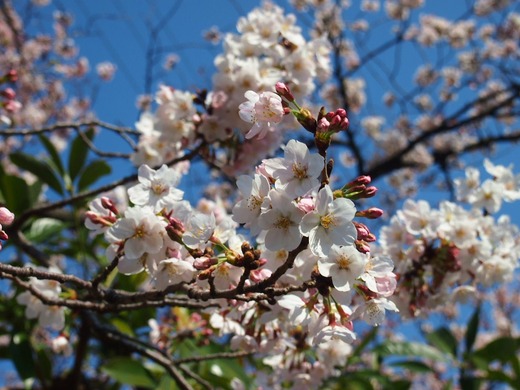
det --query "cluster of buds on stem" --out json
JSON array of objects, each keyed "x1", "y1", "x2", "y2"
[
  {"x1": 0, "y1": 70, "x2": 21, "y2": 116},
  {"x1": 318, "y1": 108, "x2": 350, "y2": 133},
  {"x1": 84, "y1": 197, "x2": 118, "y2": 230},
  {"x1": 335, "y1": 175, "x2": 378, "y2": 200},
  {"x1": 1, "y1": 70, "x2": 17, "y2": 83},
  {"x1": 0, "y1": 206, "x2": 15, "y2": 251}
]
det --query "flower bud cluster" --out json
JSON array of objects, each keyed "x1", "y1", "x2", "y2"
[{"x1": 0, "y1": 70, "x2": 21, "y2": 125}]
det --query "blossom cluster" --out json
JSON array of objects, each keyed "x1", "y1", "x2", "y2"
[
  {"x1": 16, "y1": 266, "x2": 66, "y2": 330},
  {"x1": 379, "y1": 159, "x2": 520, "y2": 316},
  {"x1": 132, "y1": 2, "x2": 332, "y2": 175},
  {"x1": 83, "y1": 126, "x2": 398, "y2": 387}
]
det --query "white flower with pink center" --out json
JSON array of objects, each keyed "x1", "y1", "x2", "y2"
[
  {"x1": 107, "y1": 206, "x2": 166, "y2": 259},
  {"x1": 265, "y1": 139, "x2": 324, "y2": 198},
  {"x1": 259, "y1": 189, "x2": 304, "y2": 251},
  {"x1": 152, "y1": 257, "x2": 196, "y2": 290},
  {"x1": 238, "y1": 90, "x2": 284, "y2": 139},
  {"x1": 232, "y1": 173, "x2": 270, "y2": 235},
  {"x1": 352, "y1": 298, "x2": 398, "y2": 326},
  {"x1": 318, "y1": 245, "x2": 367, "y2": 292},
  {"x1": 360, "y1": 255, "x2": 397, "y2": 297},
  {"x1": 128, "y1": 164, "x2": 184, "y2": 212},
  {"x1": 299, "y1": 185, "x2": 357, "y2": 257}
]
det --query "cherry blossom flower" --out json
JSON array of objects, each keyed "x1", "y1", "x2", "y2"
[
  {"x1": 264, "y1": 139, "x2": 324, "y2": 197},
  {"x1": 16, "y1": 266, "x2": 66, "y2": 331},
  {"x1": 107, "y1": 206, "x2": 166, "y2": 259},
  {"x1": 277, "y1": 294, "x2": 316, "y2": 327},
  {"x1": 300, "y1": 185, "x2": 357, "y2": 257},
  {"x1": 318, "y1": 245, "x2": 367, "y2": 292},
  {"x1": 352, "y1": 298, "x2": 399, "y2": 326},
  {"x1": 51, "y1": 335, "x2": 72, "y2": 356},
  {"x1": 232, "y1": 173, "x2": 270, "y2": 234},
  {"x1": 152, "y1": 257, "x2": 196, "y2": 290},
  {"x1": 360, "y1": 255, "x2": 397, "y2": 297},
  {"x1": 128, "y1": 164, "x2": 184, "y2": 212},
  {"x1": 0, "y1": 207, "x2": 14, "y2": 225},
  {"x1": 258, "y1": 189, "x2": 304, "y2": 251},
  {"x1": 238, "y1": 90, "x2": 284, "y2": 139},
  {"x1": 183, "y1": 211, "x2": 216, "y2": 250}
]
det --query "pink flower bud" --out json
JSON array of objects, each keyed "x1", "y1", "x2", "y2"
[
  {"x1": 355, "y1": 240, "x2": 371, "y2": 253},
  {"x1": 335, "y1": 108, "x2": 347, "y2": 117},
  {"x1": 363, "y1": 186, "x2": 378, "y2": 198},
  {"x1": 354, "y1": 222, "x2": 370, "y2": 240},
  {"x1": 4, "y1": 100, "x2": 21, "y2": 113},
  {"x1": 6, "y1": 69, "x2": 18, "y2": 82},
  {"x1": 0, "y1": 230, "x2": 8, "y2": 240},
  {"x1": 1, "y1": 88, "x2": 16, "y2": 100},
  {"x1": 275, "y1": 82, "x2": 295, "y2": 102},
  {"x1": 356, "y1": 207, "x2": 384, "y2": 219},
  {"x1": 0, "y1": 207, "x2": 14, "y2": 226},
  {"x1": 317, "y1": 117, "x2": 330, "y2": 131},
  {"x1": 297, "y1": 197, "x2": 315, "y2": 213},
  {"x1": 193, "y1": 256, "x2": 217, "y2": 270},
  {"x1": 101, "y1": 197, "x2": 118, "y2": 214},
  {"x1": 330, "y1": 114, "x2": 342, "y2": 127},
  {"x1": 350, "y1": 175, "x2": 372, "y2": 186}
]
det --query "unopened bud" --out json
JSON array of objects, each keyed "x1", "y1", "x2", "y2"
[
  {"x1": 0, "y1": 230, "x2": 8, "y2": 240},
  {"x1": 317, "y1": 117, "x2": 330, "y2": 132},
  {"x1": 1, "y1": 88, "x2": 16, "y2": 100},
  {"x1": 295, "y1": 108, "x2": 317, "y2": 134},
  {"x1": 197, "y1": 267, "x2": 215, "y2": 280},
  {"x1": 0, "y1": 207, "x2": 14, "y2": 226},
  {"x1": 193, "y1": 257, "x2": 217, "y2": 270},
  {"x1": 354, "y1": 222, "x2": 370, "y2": 240},
  {"x1": 6, "y1": 69, "x2": 18, "y2": 82},
  {"x1": 275, "y1": 82, "x2": 295, "y2": 102},
  {"x1": 335, "y1": 108, "x2": 347, "y2": 117},
  {"x1": 101, "y1": 197, "x2": 118, "y2": 215},
  {"x1": 355, "y1": 240, "x2": 371, "y2": 254},
  {"x1": 4, "y1": 100, "x2": 21, "y2": 113},
  {"x1": 346, "y1": 175, "x2": 371, "y2": 188},
  {"x1": 363, "y1": 186, "x2": 377, "y2": 198},
  {"x1": 356, "y1": 207, "x2": 384, "y2": 219},
  {"x1": 241, "y1": 241, "x2": 252, "y2": 254}
]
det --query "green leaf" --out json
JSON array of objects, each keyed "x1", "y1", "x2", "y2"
[
  {"x1": 109, "y1": 318, "x2": 135, "y2": 337},
  {"x1": 157, "y1": 375, "x2": 179, "y2": 390},
  {"x1": 485, "y1": 369, "x2": 517, "y2": 387},
  {"x1": 426, "y1": 327, "x2": 458, "y2": 357},
  {"x1": 460, "y1": 375, "x2": 480, "y2": 390},
  {"x1": 470, "y1": 336, "x2": 520, "y2": 365},
  {"x1": 465, "y1": 306, "x2": 480, "y2": 353},
  {"x1": 38, "y1": 134, "x2": 64, "y2": 175},
  {"x1": 25, "y1": 218, "x2": 66, "y2": 243},
  {"x1": 10, "y1": 152, "x2": 63, "y2": 195},
  {"x1": 349, "y1": 327, "x2": 378, "y2": 364},
  {"x1": 27, "y1": 180, "x2": 43, "y2": 207},
  {"x1": 389, "y1": 360, "x2": 434, "y2": 373},
  {"x1": 0, "y1": 169, "x2": 31, "y2": 215},
  {"x1": 102, "y1": 357, "x2": 156, "y2": 388},
  {"x1": 375, "y1": 341, "x2": 448, "y2": 362},
  {"x1": 77, "y1": 159, "x2": 111, "y2": 192},
  {"x1": 9, "y1": 333, "x2": 36, "y2": 380},
  {"x1": 68, "y1": 128, "x2": 95, "y2": 182}
]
